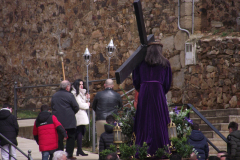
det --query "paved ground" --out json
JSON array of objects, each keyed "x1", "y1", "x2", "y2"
[
  {"x1": 0, "y1": 119, "x2": 99, "y2": 160},
  {"x1": 16, "y1": 137, "x2": 99, "y2": 160},
  {"x1": 0, "y1": 137, "x2": 98, "y2": 160}
]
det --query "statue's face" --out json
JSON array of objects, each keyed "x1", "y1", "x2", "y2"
[{"x1": 79, "y1": 81, "x2": 83, "y2": 89}]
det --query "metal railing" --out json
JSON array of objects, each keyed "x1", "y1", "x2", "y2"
[
  {"x1": 121, "y1": 88, "x2": 135, "y2": 97},
  {"x1": 169, "y1": 103, "x2": 229, "y2": 153},
  {"x1": 0, "y1": 133, "x2": 33, "y2": 160},
  {"x1": 121, "y1": 88, "x2": 135, "y2": 107}
]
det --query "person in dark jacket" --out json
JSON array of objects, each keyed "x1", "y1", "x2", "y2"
[
  {"x1": 51, "y1": 80, "x2": 79, "y2": 159},
  {"x1": 227, "y1": 121, "x2": 240, "y2": 160},
  {"x1": 99, "y1": 115, "x2": 115, "y2": 160},
  {"x1": 187, "y1": 123, "x2": 209, "y2": 160},
  {"x1": 33, "y1": 105, "x2": 68, "y2": 160},
  {"x1": 92, "y1": 79, "x2": 122, "y2": 151},
  {"x1": 0, "y1": 103, "x2": 19, "y2": 160}
]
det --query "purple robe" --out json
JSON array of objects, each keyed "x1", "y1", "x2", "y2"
[{"x1": 132, "y1": 60, "x2": 172, "y2": 156}]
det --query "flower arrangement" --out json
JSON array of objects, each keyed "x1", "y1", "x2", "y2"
[
  {"x1": 169, "y1": 106, "x2": 193, "y2": 138},
  {"x1": 169, "y1": 106, "x2": 199, "y2": 158}
]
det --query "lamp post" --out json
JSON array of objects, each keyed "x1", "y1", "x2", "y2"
[
  {"x1": 106, "y1": 39, "x2": 117, "y2": 78},
  {"x1": 83, "y1": 46, "x2": 92, "y2": 142},
  {"x1": 113, "y1": 123, "x2": 123, "y2": 155}
]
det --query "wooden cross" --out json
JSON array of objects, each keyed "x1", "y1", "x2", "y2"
[{"x1": 115, "y1": 0, "x2": 155, "y2": 84}]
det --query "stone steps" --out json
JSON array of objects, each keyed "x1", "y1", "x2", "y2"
[
  {"x1": 207, "y1": 138, "x2": 227, "y2": 147},
  {"x1": 190, "y1": 108, "x2": 240, "y2": 118},
  {"x1": 198, "y1": 123, "x2": 229, "y2": 131},
  {"x1": 191, "y1": 115, "x2": 240, "y2": 124},
  {"x1": 188, "y1": 109, "x2": 240, "y2": 157},
  {"x1": 202, "y1": 131, "x2": 229, "y2": 138},
  {"x1": 209, "y1": 146, "x2": 227, "y2": 154},
  {"x1": 191, "y1": 116, "x2": 229, "y2": 124}
]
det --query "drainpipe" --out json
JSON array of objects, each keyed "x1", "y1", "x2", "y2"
[
  {"x1": 192, "y1": 0, "x2": 194, "y2": 34},
  {"x1": 178, "y1": 0, "x2": 190, "y2": 37}
]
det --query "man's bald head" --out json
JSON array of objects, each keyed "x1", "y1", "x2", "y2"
[
  {"x1": 104, "y1": 79, "x2": 114, "y2": 88},
  {"x1": 60, "y1": 80, "x2": 71, "y2": 91}
]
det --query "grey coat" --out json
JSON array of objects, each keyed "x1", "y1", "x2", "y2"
[
  {"x1": 51, "y1": 89, "x2": 79, "y2": 129},
  {"x1": 227, "y1": 130, "x2": 240, "y2": 159}
]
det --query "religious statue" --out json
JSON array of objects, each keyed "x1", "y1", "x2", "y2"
[
  {"x1": 132, "y1": 41, "x2": 172, "y2": 156},
  {"x1": 115, "y1": 0, "x2": 172, "y2": 155}
]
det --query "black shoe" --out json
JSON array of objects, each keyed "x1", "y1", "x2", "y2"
[{"x1": 76, "y1": 151, "x2": 88, "y2": 156}]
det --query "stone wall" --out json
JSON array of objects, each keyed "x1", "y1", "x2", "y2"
[
  {"x1": 199, "y1": 0, "x2": 240, "y2": 31},
  {"x1": 0, "y1": 0, "x2": 240, "y2": 109},
  {"x1": 182, "y1": 37, "x2": 240, "y2": 110},
  {"x1": 0, "y1": 0, "x2": 182, "y2": 107}
]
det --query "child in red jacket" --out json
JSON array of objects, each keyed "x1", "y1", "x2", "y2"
[{"x1": 33, "y1": 105, "x2": 67, "y2": 160}]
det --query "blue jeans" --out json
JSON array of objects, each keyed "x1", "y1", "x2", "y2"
[{"x1": 42, "y1": 151, "x2": 53, "y2": 160}]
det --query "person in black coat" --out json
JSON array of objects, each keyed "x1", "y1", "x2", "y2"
[
  {"x1": 187, "y1": 123, "x2": 209, "y2": 160},
  {"x1": 51, "y1": 80, "x2": 79, "y2": 159},
  {"x1": 227, "y1": 122, "x2": 240, "y2": 160},
  {"x1": 0, "y1": 103, "x2": 19, "y2": 160},
  {"x1": 92, "y1": 79, "x2": 123, "y2": 151},
  {"x1": 99, "y1": 115, "x2": 115, "y2": 160}
]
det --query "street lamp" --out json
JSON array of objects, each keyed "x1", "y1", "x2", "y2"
[
  {"x1": 83, "y1": 46, "x2": 91, "y2": 142},
  {"x1": 106, "y1": 39, "x2": 117, "y2": 78},
  {"x1": 113, "y1": 123, "x2": 122, "y2": 155},
  {"x1": 83, "y1": 46, "x2": 91, "y2": 66},
  {"x1": 83, "y1": 45, "x2": 91, "y2": 97}
]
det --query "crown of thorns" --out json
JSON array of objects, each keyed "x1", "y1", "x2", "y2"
[{"x1": 147, "y1": 41, "x2": 163, "y2": 47}]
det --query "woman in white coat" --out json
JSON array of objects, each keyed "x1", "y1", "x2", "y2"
[{"x1": 71, "y1": 79, "x2": 90, "y2": 156}]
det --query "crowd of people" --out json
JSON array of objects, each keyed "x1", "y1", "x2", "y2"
[
  {"x1": 0, "y1": 78, "x2": 122, "y2": 160},
  {"x1": 1, "y1": 42, "x2": 240, "y2": 160}
]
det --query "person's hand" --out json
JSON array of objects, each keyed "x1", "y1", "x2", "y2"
[
  {"x1": 88, "y1": 102, "x2": 90, "y2": 106},
  {"x1": 64, "y1": 137, "x2": 67, "y2": 140},
  {"x1": 86, "y1": 93, "x2": 90, "y2": 99}
]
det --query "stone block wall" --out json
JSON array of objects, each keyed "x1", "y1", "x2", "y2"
[
  {"x1": 183, "y1": 37, "x2": 240, "y2": 110},
  {"x1": 0, "y1": 0, "x2": 182, "y2": 107},
  {"x1": 200, "y1": 0, "x2": 240, "y2": 31},
  {"x1": 0, "y1": 0, "x2": 240, "y2": 110}
]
